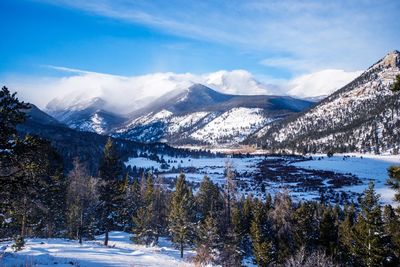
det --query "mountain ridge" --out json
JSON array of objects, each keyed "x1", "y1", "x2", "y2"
[{"x1": 250, "y1": 50, "x2": 400, "y2": 154}]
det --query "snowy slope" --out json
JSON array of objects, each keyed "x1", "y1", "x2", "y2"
[
  {"x1": 190, "y1": 108, "x2": 272, "y2": 145},
  {"x1": 114, "y1": 85, "x2": 312, "y2": 146},
  {"x1": 254, "y1": 50, "x2": 400, "y2": 154},
  {"x1": 1, "y1": 232, "x2": 194, "y2": 267}
]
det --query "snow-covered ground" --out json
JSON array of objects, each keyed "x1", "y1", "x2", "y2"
[
  {"x1": 126, "y1": 155, "x2": 265, "y2": 185},
  {"x1": 292, "y1": 153, "x2": 400, "y2": 203},
  {"x1": 190, "y1": 107, "x2": 269, "y2": 144},
  {"x1": 126, "y1": 153, "x2": 400, "y2": 204},
  {"x1": 0, "y1": 232, "x2": 194, "y2": 267}
]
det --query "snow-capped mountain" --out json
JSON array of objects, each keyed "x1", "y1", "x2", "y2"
[
  {"x1": 252, "y1": 50, "x2": 400, "y2": 154},
  {"x1": 47, "y1": 97, "x2": 125, "y2": 134},
  {"x1": 114, "y1": 84, "x2": 313, "y2": 146}
]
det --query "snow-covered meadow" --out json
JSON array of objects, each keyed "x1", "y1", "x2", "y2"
[
  {"x1": 126, "y1": 153, "x2": 400, "y2": 204},
  {"x1": 292, "y1": 153, "x2": 400, "y2": 203},
  {"x1": 0, "y1": 232, "x2": 194, "y2": 267}
]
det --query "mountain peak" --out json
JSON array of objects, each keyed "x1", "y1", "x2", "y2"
[
  {"x1": 186, "y1": 83, "x2": 215, "y2": 93},
  {"x1": 370, "y1": 50, "x2": 400, "y2": 70}
]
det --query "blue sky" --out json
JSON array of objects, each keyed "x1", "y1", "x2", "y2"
[
  {"x1": 0, "y1": 0, "x2": 399, "y2": 106},
  {"x1": 2, "y1": 0, "x2": 399, "y2": 77}
]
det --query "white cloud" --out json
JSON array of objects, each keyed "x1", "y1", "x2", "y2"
[
  {"x1": 286, "y1": 69, "x2": 363, "y2": 98},
  {"x1": 4, "y1": 67, "x2": 278, "y2": 114},
  {"x1": 3, "y1": 66, "x2": 362, "y2": 114}
]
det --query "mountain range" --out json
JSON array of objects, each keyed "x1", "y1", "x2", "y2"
[
  {"x1": 17, "y1": 50, "x2": 400, "y2": 154},
  {"x1": 250, "y1": 50, "x2": 400, "y2": 154},
  {"x1": 45, "y1": 83, "x2": 313, "y2": 146}
]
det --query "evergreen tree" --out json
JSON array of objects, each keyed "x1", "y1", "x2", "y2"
[
  {"x1": 293, "y1": 202, "x2": 319, "y2": 251},
  {"x1": 391, "y1": 74, "x2": 400, "y2": 93},
  {"x1": 168, "y1": 173, "x2": 195, "y2": 258},
  {"x1": 319, "y1": 205, "x2": 338, "y2": 256},
  {"x1": 387, "y1": 166, "x2": 400, "y2": 210},
  {"x1": 195, "y1": 213, "x2": 221, "y2": 265},
  {"x1": 352, "y1": 182, "x2": 390, "y2": 266},
  {"x1": 382, "y1": 205, "x2": 400, "y2": 265},
  {"x1": 98, "y1": 138, "x2": 124, "y2": 246},
  {"x1": 0, "y1": 86, "x2": 29, "y2": 161},
  {"x1": 250, "y1": 199, "x2": 274, "y2": 266},
  {"x1": 338, "y1": 204, "x2": 356, "y2": 265},
  {"x1": 196, "y1": 175, "x2": 223, "y2": 221}
]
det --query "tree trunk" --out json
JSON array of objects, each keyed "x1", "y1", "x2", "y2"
[
  {"x1": 79, "y1": 210, "x2": 83, "y2": 244},
  {"x1": 104, "y1": 229, "x2": 109, "y2": 246},
  {"x1": 21, "y1": 196, "x2": 27, "y2": 238},
  {"x1": 180, "y1": 241, "x2": 183, "y2": 258}
]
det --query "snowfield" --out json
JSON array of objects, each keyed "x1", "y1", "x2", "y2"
[
  {"x1": 126, "y1": 153, "x2": 400, "y2": 204},
  {"x1": 292, "y1": 153, "x2": 400, "y2": 203},
  {"x1": 0, "y1": 232, "x2": 194, "y2": 267}
]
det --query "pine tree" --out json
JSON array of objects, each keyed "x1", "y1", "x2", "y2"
[
  {"x1": 132, "y1": 173, "x2": 161, "y2": 246},
  {"x1": 98, "y1": 138, "x2": 124, "y2": 246},
  {"x1": 382, "y1": 205, "x2": 400, "y2": 265},
  {"x1": 293, "y1": 202, "x2": 319, "y2": 251},
  {"x1": 319, "y1": 205, "x2": 338, "y2": 256},
  {"x1": 195, "y1": 213, "x2": 221, "y2": 265},
  {"x1": 391, "y1": 74, "x2": 400, "y2": 93},
  {"x1": 338, "y1": 204, "x2": 356, "y2": 265},
  {"x1": 196, "y1": 175, "x2": 223, "y2": 221},
  {"x1": 168, "y1": 173, "x2": 195, "y2": 258},
  {"x1": 352, "y1": 182, "x2": 389, "y2": 266},
  {"x1": 0, "y1": 86, "x2": 29, "y2": 161},
  {"x1": 0, "y1": 87, "x2": 29, "y2": 237},
  {"x1": 250, "y1": 199, "x2": 274, "y2": 266},
  {"x1": 387, "y1": 166, "x2": 400, "y2": 211}
]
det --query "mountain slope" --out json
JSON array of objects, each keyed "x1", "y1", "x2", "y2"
[
  {"x1": 252, "y1": 50, "x2": 400, "y2": 154},
  {"x1": 47, "y1": 97, "x2": 126, "y2": 134},
  {"x1": 115, "y1": 84, "x2": 313, "y2": 146}
]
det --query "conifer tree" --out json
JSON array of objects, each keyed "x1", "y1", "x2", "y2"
[
  {"x1": 391, "y1": 74, "x2": 400, "y2": 93},
  {"x1": 382, "y1": 205, "x2": 400, "y2": 265},
  {"x1": 352, "y1": 182, "x2": 389, "y2": 266},
  {"x1": 387, "y1": 166, "x2": 400, "y2": 211},
  {"x1": 168, "y1": 173, "x2": 195, "y2": 258},
  {"x1": 98, "y1": 138, "x2": 124, "y2": 246},
  {"x1": 338, "y1": 204, "x2": 356, "y2": 265},
  {"x1": 293, "y1": 202, "x2": 319, "y2": 251},
  {"x1": 250, "y1": 199, "x2": 274, "y2": 266},
  {"x1": 195, "y1": 212, "x2": 221, "y2": 265},
  {"x1": 319, "y1": 205, "x2": 338, "y2": 256},
  {"x1": 196, "y1": 176, "x2": 223, "y2": 221},
  {"x1": 132, "y1": 173, "x2": 162, "y2": 246}
]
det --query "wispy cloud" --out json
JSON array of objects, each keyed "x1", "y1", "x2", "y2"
[
  {"x1": 3, "y1": 65, "x2": 361, "y2": 113},
  {"x1": 35, "y1": 0, "x2": 400, "y2": 73}
]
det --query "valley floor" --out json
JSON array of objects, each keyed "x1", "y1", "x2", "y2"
[{"x1": 0, "y1": 232, "x2": 195, "y2": 267}]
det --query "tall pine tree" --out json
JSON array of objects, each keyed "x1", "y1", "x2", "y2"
[
  {"x1": 168, "y1": 173, "x2": 195, "y2": 258},
  {"x1": 98, "y1": 138, "x2": 124, "y2": 246}
]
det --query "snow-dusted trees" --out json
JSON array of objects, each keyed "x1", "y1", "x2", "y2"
[
  {"x1": 66, "y1": 158, "x2": 98, "y2": 243},
  {"x1": 351, "y1": 182, "x2": 393, "y2": 266},
  {"x1": 168, "y1": 173, "x2": 195, "y2": 258},
  {"x1": 98, "y1": 138, "x2": 124, "y2": 246},
  {"x1": 132, "y1": 174, "x2": 167, "y2": 246}
]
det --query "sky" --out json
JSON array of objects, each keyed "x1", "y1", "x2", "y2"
[{"x1": 0, "y1": 0, "x2": 399, "y2": 109}]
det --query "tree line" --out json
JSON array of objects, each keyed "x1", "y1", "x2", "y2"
[{"x1": 1, "y1": 86, "x2": 400, "y2": 266}]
